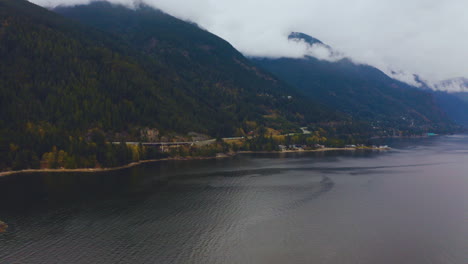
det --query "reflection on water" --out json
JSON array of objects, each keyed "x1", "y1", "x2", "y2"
[{"x1": 0, "y1": 135, "x2": 467, "y2": 263}]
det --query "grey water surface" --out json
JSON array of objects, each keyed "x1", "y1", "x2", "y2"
[{"x1": 0, "y1": 135, "x2": 467, "y2": 263}]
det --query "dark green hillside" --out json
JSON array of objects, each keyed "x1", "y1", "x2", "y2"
[
  {"x1": 0, "y1": 0, "x2": 208, "y2": 134},
  {"x1": 0, "y1": 0, "x2": 341, "y2": 170},
  {"x1": 55, "y1": 2, "x2": 339, "y2": 132},
  {"x1": 253, "y1": 33, "x2": 455, "y2": 133},
  {"x1": 1, "y1": 0, "x2": 336, "y2": 137}
]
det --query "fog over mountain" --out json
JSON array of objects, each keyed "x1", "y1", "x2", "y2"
[
  {"x1": 30, "y1": 0, "x2": 468, "y2": 90},
  {"x1": 434, "y1": 78, "x2": 468, "y2": 93}
]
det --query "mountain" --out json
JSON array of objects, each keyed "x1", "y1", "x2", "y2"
[
  {"x1": 0, "y1": 0, "x2": 339, "y2": 138},
  {"x1": 252, "y1": 33, "x2": 455, "y2": 133},
  {"x1": 288, "y1": 32, "x2": 327, "y2": 46},
  {"x1": 1, "y1": 0, "x2": 206, "y2": 134},
  {"x1": 431, "y1": 91, "x2": 468, "y2": 126},
  {"x1": 414, "y1": 76, "x2": 468, "y2": 127},
  {"x1": 54, "y1": 2, "x2": 342, "y2": 133},
  {"x1": 0, "y1": 0, "x2": 343, "y2": 170},
  {"x1": 432, "y1": 79, "x2": 468, "y2": 126}
]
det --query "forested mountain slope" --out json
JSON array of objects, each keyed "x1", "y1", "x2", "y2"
[
  {"x1": 54, "y1": 2, "x2": 340, "y2": 135},
  {"x1": 253, "y1": 33, "x2": 455, "y2": 133},
  {"x1": 1, "y1": 0, "x2": 338, "y2": 137},
  {"x1": 431, "y1": 91, "x2": 468, "y2": 127},
  {"x1": 0, "y1": 0, "x2": 345, "y2": 170},
  {"x1": 0, "y1": 0, "x2": 342, "y2": 170}
]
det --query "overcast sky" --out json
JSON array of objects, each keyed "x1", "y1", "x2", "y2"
[{"x1": 31, "y1": 0, "x2": 468, "y2": 87}]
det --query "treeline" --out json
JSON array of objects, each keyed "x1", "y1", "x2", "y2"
[
  {"x1": 0, "y1": 123, "x2": 169, "y2": 171},
  {"x1": 236, "y1": 128, "x2": 371, "y2": 152}
]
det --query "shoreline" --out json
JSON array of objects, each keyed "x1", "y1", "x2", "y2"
[
  {"x1": 0, "y1": 147, "x2": 389, "y2": 178},
  {"x1": 0, "y1": 156, "x2": 221, "y2": 178}
]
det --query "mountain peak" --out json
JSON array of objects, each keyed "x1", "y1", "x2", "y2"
[
  {"x1": 288, "y1": 32, "x2": 325, "y2": 46},
  {"x1": 287, "y1": 32, "x2": 345, "y2": 62}
]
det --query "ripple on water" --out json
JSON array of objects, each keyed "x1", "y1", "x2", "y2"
[{"x1": 1, "y1": 136, "x2": 468, "y2": 263}]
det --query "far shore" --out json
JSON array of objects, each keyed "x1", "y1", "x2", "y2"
[{"x1": 0, "y1": 147, "x2": 390, "y2": 178}]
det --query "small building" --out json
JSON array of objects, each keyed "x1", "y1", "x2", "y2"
[
  {"x1": 278, "y1": 145, "x2": 287, "y2": 151},
  {"x1": 288, "y1": 144, "x2": 304, "y2": 151}
]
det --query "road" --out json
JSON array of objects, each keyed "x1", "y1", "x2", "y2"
[{"x1": 112, "y1": 137, "x2": 245, "y2": 147}]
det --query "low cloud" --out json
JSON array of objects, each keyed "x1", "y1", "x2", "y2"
[
  {"x1": 287, "y1": 38, "x2": 345, "y2": 62},
  {"x1": 387, "y1": 70, "x2": 421, "y2": 88},
  {"x1": 432, "y1": 78, "x2": 468, "y2": 93}
]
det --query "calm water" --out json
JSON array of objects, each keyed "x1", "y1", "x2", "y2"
[{"x1": 0, "y1": 135, "x2": 467, "y2": 264}]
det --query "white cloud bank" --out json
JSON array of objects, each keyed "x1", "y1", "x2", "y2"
[{"x1": 30, "y1": 0, "x2": 468, "y2": 91}]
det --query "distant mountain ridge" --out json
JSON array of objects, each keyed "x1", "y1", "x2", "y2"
[{"x1": 252, "y1": 32, "x2": 456, "y2": 133}]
